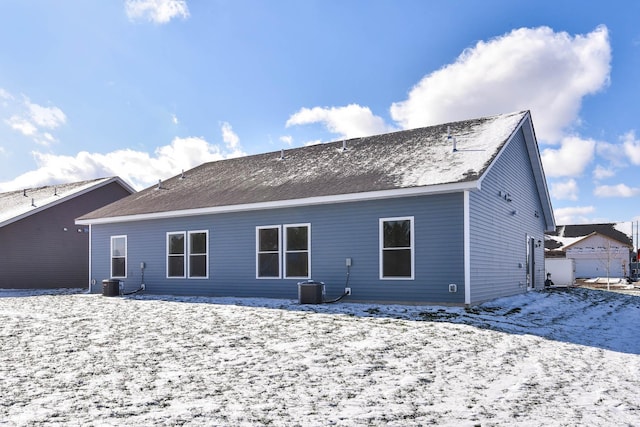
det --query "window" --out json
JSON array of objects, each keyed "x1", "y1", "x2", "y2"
[
  {"x1": 257, "y1": 226, "x2": 281, "y2": 278},
  {"x1": 167, "y1": 232, "x2": 186, "y2": 278},
  {"x1": 188, "y1": 231, "x2": 208, "y2": 278},
  {"x1": 256, "y1": 224, "x2": 310, "y2": 279},
  {"x1": 111, "y1": 235, "x2": 127, "y2": 278},
  {"x1": 380, "y1": 217, "x2": 414, "y2": 279},
  {"x1": 285, "y1": 224, "x2": 310, "y2": 278},
  {"x1": 167, "y1": 231, "x2": 209, "y2": 279}
]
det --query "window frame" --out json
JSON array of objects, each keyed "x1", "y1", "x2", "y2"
[
  {"x1": 256, "y1": 225, "x2": 282, "y2": 279},
  {"x1": 379, "y1": 216, "x2": 415, "y2": 280},
  {"x1": 188, "y1": 230, "x2": 209, "y2": 279},
  {"x1": 110, "y1": 235, "x2": 127, "y2": 279},
  {"x1": 284, "y1": 223, "x2": 311, "y2": 280},
  {"x1": 166, "y1": 231, "x2": 187, "y2": 279}
]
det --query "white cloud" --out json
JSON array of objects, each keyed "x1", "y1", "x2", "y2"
[
  {"x1": 0, "y1": 131, "x2": 245, "y2": 192},
  {"x1": 541, "y1": 136, "x2": 595, "y2": 177},
  {"x1": 621, "y1": 131, "x2": 640, "y2": 165},
  {"x1": 125, "y1": 0, "x2": 189, "y2": 24},
  {"x1": 0, "y1": 88, "x2": 13, "y2": 103},
  {"x1": 592, "y1": 164, "x2": 615, "y2": 180},
  {"x1": 280, "y1": 135, "x2": 293, "y2": 146},
  {"x1": 594, "y1": 184, "x2": 640, "y2": 198},
  {"x1": 286, "y1": 104, "x2": 394, "y2": 140},
  {"x1": 28, "y1": 103, "x2": 66, "y2": 129},
  {"x1": 550, "y1": 179, "x2": 579, "y2": 201},
  {"x1": 3, "y1": 96, "x2": 66, "y2": 146},
  {"x1": 220, "y1": 122, "x2": 244, "y2": 157},
  {"x1": 595, "y1": 140, "x2": 626, "y2": 167},
  {"x1": 389, "y1": 26, "x2": 610, "y2": 143},
  {"x1": 7, "y1": 116, "x2": 37, "y2": 136},
  {"x1": 172, "y1": 114, "x2": 179, "y2": 125},
  {"x1": 554, "y1": 206, "x2": 595, "y2": 225}
]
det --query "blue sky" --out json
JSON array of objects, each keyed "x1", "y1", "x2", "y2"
[{"x1": 0, "y1": 1, "x2": 638, "y2": 225}]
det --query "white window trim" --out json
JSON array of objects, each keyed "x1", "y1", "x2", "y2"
[
  {"x1": 166, "y1": 231, "x2": 186, "y2": 279},
  {"x1": 256, "y1": 225, "x2": 282, "y2": 279},
  {"x1": 379, "y1": 216, "x2": 415, "y2": 280},
  {"x1": 284, "y1": 223, "x2": 311, "y2": 280},
  {"x1": 188, "y1": 230, "x2": 209, "y2": 279},
  {"x1": 110, "y1": 235, "x2": 127, "y2": 279}
]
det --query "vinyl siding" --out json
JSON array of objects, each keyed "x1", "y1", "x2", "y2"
[
  {"x1": 468, "y1": 128, "x2": 547, "y2": 303},
  {"x1": 566, "y1": 234, "x2": 631, "y2": 278},
  {"x1": 89, "y1": 193, "x2": 466, "y2": 304},
  {"x1": 0, "y1": 182, "x2": 132, "y2": 289}
]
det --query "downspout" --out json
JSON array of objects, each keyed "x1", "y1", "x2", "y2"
[{"x1": 464, "y1": 190, "x2": 471, "y2": 305}]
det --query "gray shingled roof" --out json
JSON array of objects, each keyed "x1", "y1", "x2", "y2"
[
  {"x1": 0, "y1": 177, "x2": 131, "y2": 228},
  {"x1": 79, "y1": 111, "x2": 531, "y2": 221}
]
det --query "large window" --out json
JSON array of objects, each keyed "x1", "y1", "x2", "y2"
[
  {"x1": 285, "y1": 224, "x2": 310, "y2": 278},
  {"x1": 167, "y1": 232, "x2": 186, "y2": 278},
  {"x1": 256, "y1": 224, "x2": 310, "y2": 279},
  {"x1": 167, "y1": 230, "x2": 209, "y2": 279},
  {"x1": 110, "y1": 235, "x2": 127, "y2": 278},
  {"x1": 189, "y1": 231, "x2": 208, "y2": 278},
  {"x1": 380, "y1": 217, "x2": 414, "y2": 280},
  {"x1": 257, "y1": 226, "x2": 281, "y2": 278}
]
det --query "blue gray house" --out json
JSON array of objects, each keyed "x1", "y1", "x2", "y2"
[{"x1": 77, "y1": 111, "x2": 555, "y2": 305}]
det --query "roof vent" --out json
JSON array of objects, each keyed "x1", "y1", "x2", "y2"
[
  {"x1": 23, "y1": 189, "x2": 27, "y2": 197},
  {"x1": 447, "y1": 126, "x2": 458, "y2": 152},
  {"x1": 341, "y1": 140, "x2": 348, "y2": 151},
  {"x1": 180, "y1": 169, "x2": 185, "y2": 179},
  {"x1": 279, "y1": 148, "x2": 286, "y2": 160},
  {"x1": 31, "y1": 198, "x2": 36, "y2": 207},
  {"x1": 54, "y1": 187, "x2": 58, "y2": 196},
  {"x1": 157, "y1": 179, "x2": 163, "y2": 190}
]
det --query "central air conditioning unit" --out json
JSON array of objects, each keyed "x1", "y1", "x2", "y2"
[{"x1": 298, "y1": 280, "x2": 325, "y2": 304}]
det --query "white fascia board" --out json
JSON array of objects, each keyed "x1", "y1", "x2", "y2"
[
  {"x1": 476, "y1": 112, "x2": 529, "y2": 191},
  {"x1": 76, "y1": 180, "x2": 480, "y2": 225},
  {"x1": 111, "y1": 176, "x2": 137, "y2": 195},
  {"x1": 521, "y1": 118, "x2": 556, "y2": 232},
  {"x1": 476, "y1": 112, "x2": 556, "y2": 232},
  {"x1": 1, "y1": 177, "x2": 126, "y2": 229}
]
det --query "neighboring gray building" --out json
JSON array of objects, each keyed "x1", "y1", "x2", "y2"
[
  {"x1": 77, "y1": 111, "x2": 555, "y2": 305},
  {"x1": 0, "y1": 177, "x2": 134, "y2": 289}
]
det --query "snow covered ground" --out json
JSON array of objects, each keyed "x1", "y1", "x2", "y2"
[{"x1": 0, "y1": 287, "x2": 638, "y2": 426}]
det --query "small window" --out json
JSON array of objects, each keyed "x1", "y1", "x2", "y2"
[
  {"x1": 167, "y1": 232, "x2": 186, "y2": 278},
  {"x1": 380, "y1": 217, "x2": 414, "y2": 279},
  {"x1": 110, "y1": 235, "x2": 127, "y2": 278},
  {"x1": 257, "y1": 226, "x2": 281, "y2": 278},
  {"x1": 188, "y1": 230, "x2": 208, "y2": 278}
]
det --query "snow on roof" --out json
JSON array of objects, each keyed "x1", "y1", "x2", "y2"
[
  {"x1": 545, "y1": 234, "x2": 583, "y2": 251},
  {"x1": 79, "y1": 111, "x2": 530, "y2": 221},
  {"x1": 546, "y1": 223, "x2": 635, "y2": 251},
  {"x1": 398, "y1": 111, "x2": 525, "y2": 187},
  {"x1": 613, "y1": 221, "x2": 633, "y2": 237},
  {"x1": 0, "y1": 177, "x2": 120, "y2": 228}
]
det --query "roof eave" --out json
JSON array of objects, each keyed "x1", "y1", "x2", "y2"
[
  {"x1": 477, "y1": 111, "x2": 556, "y2": 232},
  {"x1": 564, "y1": 232, "x2": 633, "y2": 250},
  {"x1": 76, "y1": 180, "x2": 480, "y2": 225},
  {"x1": 0, "y1": 177, "x2": 135, "y2": 229}
]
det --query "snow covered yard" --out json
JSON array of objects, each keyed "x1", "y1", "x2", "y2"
[{"x1": 0, "y1": 288, "x2": 638, "y2": 426}]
